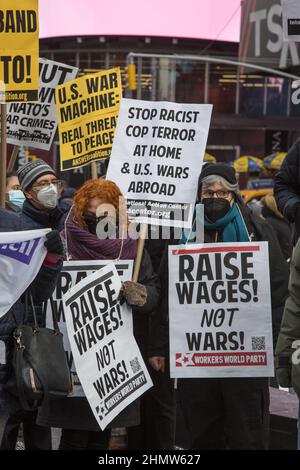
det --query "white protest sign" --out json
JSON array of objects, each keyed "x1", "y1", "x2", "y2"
[
  {"x1": 0, "y1": 228, "x2": 50, "y2": 317},
  {"x1": 7, "y1": 58, "x2": 78, "y2": 150},
  {"x1": 169, "y1": 242, "x2": 274, "y2": 378},
  {"x1": 63, "y1": 263, "x2": 152, "y2": 429},
  {"x1": 282, "y1": 0, "x2": 300, "y2": 41},
  {"x1": 46, "y1": 259, "x2": 134, "y2": 397},
  {"x1": 106, "y1": 98, "x2": 212, "y2": 228}
]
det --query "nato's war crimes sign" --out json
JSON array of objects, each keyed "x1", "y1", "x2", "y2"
[
  {"x1": 7, "y1": 58, "x2": 78, "y2": 150},
  {"x1": 169, "y1": 242, "x2": 274, "y2": 378},
  {"x1": 62, "y1": 264, "x2": 152, "y2": 429},
  {"x1": 45, "y1": 260, "x2": 133, "y2": 397},
  {"x1": 106, "y1": 99, "x2": 212, "y2": 228}
]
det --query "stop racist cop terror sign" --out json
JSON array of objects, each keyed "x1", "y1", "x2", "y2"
[{"x1": 106, "y1": 99, "x2": 212, "y2": 228}]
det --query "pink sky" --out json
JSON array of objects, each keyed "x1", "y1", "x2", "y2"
[{"x1": 39, "y1": 0, "x2": 241, "y2": 42}]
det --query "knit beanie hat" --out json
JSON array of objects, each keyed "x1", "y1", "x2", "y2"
[
  {"x1": 17, "y1": 159, "x2": 56, "y2": 191},
  {"x1": 199, "y1": 163, "x2": 237, "y2": 185}
]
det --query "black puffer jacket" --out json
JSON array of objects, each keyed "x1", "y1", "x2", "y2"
[
  {"x1": 37, "y1": 249, "x2": 161, "y2": 431},
  {"x1": 154, "y1": 204, "x2": 289, "y2": 357}
]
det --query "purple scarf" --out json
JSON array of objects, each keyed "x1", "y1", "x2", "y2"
[{"x1": 63, "y1": 214, "x2": 138, "y2": 261}]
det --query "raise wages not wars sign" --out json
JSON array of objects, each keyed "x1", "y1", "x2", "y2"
[{"x1": 169, "y1": 242, "x2": 274, "y2": 378}]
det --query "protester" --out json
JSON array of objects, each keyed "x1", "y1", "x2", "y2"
[
  {"x1": 126, "y1": 230, "x2": 176, "y2": 450},
  {"x1": 261, "y1": 192, "x2": 293, "y2": 262},
  {"x1": 158, "y1": 163, "x2": 289, "y2": 449},
  {"x1": 5, "y1": 172, "x2": 25, "y2": 213},
  {"x1": 274, "y1": 137, "x2": 300, "y2": 243},
  {"x1": 36, "y1": 178, "x2": 160, "y2": 450},
  {"x1": 0, "y1": 209, "x2": 64, "y2": 450}
]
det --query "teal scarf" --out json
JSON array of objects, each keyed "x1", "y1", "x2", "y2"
[{"x1": 204, "y1": 202, "x2": 250, "y2": 242}]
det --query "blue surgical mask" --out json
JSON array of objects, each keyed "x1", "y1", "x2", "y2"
[{"x1": 7, "y1": 190, "x2": 25, "y2": 212}]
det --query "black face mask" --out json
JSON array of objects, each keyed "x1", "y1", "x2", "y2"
[
  {"x1": 202, "y1": 198, "x2": 231, "y2": 222},
  {"x1": 83, "y1": 213, "x2": 98, "y2": 234}
]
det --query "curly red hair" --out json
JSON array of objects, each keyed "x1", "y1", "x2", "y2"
[{"x1": 73, "y1": 179, "x2": 127, "y2": 228}]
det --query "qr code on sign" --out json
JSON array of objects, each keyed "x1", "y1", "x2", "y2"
[
  {"x1": 130, "y1": 357, "x2": 141, "y2": 373},
  {"x1": 251, "y1": 336, "x2": 266, "y2": 351}
]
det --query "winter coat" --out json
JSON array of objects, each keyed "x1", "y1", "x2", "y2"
[
  {"x1": 37, "y1": 249, "x2": 161, "y2": 431},
  {"x1": 154, "y1": 203, "x2": 289, "y2": 357},
  {"x1": 18, "y1": 199, "x2": 65, "y2": 327},
  {"x1": 0, "y1": 209, "x2": 62, "y2": 416},
  {"x1": 274, "y1": 137, "x2": 300, "y2": 241},
  {"x1": 19, "y1": 199, "x2": 66, "y2": 231},
  {"x1": 261, "y1": 193, "x2": 293, "y2": 261},
  {"x1": 275, "y1": 239, "x2": 300, "y2": 396}
]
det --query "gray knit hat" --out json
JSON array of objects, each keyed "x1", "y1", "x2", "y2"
[{"x1": 17, "y1": 159, "x2": 56, "y2": 191}]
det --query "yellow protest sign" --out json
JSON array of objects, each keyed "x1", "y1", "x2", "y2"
[
  {"x1": 56, "y1": 68, "x2": 122, "y2": 171},
  {"x1": 0, "y1": 0, "x2": 39, "y2": 103}
]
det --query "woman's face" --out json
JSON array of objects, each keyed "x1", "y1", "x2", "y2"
[
  {"x1": 86, "y1": 197, "x2": 104, "y2": 216},
  {"x1": 201, "y1": 182, "x2": 233, "y2": 203}
]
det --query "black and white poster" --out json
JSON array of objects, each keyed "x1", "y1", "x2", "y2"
[
  {"x1": 169, "y1": 242, "x2": 274, "y2": 378},
  {"x1": 62, "y1": 263, "x2": 152, "y2": 429},
  {"x1": 7, "y1": 58, "x2": 78, "y2": 150},
  {"x1": 46, "y1": 260, "x2": 133, "y2": 397},
  {"x1": 106, "y1": 98, "x2": 212, "y2": 228}
]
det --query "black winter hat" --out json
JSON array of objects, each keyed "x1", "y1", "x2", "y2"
[{"x1": 199, "y1": 163, "x2": 237, "y2": 185}]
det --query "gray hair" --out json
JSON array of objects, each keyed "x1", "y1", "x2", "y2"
[{"x1": 201, "y1": 175, "x2": 239, "y2": 195}]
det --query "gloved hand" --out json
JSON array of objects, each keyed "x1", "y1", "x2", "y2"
[
  {"x1": 44, "y1": 230, "x2": 64, "y2": 257},
  {"x1": 122, "y1": 281, "x2": 147, "y2": 307}
]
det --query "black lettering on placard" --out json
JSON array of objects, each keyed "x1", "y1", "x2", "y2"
[
  {"x1": 186, "y1": 331, "x2": 243, "y2": 351},
  {"x1": 39, "y1": 62, "x2": 74, "y2": 85},
  {"x1": 93, "y1": 361, "x2": 128, "y2": 399},
  {"x1": 200, "y1": 308, "x2": 239, "y2": 328},
  {"x1": 0, "y1": 55, "x2": 32, "y2": 84},
  {"x1": 96, "y1": 340, "x2": 116, "y2": 371},
  {"x1": 0, "y1": 10, "x2": 37, "y2": 33},
  {"x1": 176, "y1": 252, "x2": 257, "y2": 304},
  {"x1": 85, "y1": 72, "x2": 118, "y2": 94},
  {"x1": 56, "y1": 272, "x2": 72, "y2": 299}
]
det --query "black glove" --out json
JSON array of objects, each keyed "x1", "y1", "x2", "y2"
[{"x1": 44, "y1": 230, "x2": 64, "y2": 256}]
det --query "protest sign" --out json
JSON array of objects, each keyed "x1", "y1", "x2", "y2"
[
  {"x1": 169, "y1": 242, "x2": 274, "y2": 378},
  {"x1": 0, "y1": 228, "x2": 50, "y2": 317},
  {"x1": 282, "y1": 0, "x2": 300, "y2": 41},
  {"x1": 63, "y1": 263, "x2": 152, "y2": 429},
  {"x1": 56, "y1": 67, "x2": 122, "y2": 171},
  {"x1": 46, "y1": 259, "x2": 134, "y2": 397},
  {"x1": 0, "y1": 0, "x2": 39, "y2": 103},
  {"x1": 106, "y1": 99, "x2": 212, "y2": 228},
  {"x1": 7, "y1": 58, "x2": 78, "y2": 150}
]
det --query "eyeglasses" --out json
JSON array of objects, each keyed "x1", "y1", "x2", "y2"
[
  {"x1": 202, "y1": 189, "x2": 231, "y2": 199},
  {"x1": 32, "y1": 179, "x2": 63, "y2": 190}
]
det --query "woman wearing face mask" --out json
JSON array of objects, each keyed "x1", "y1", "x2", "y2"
[
  {"x1": 5, "y1": 172, "x2": 25, "y2": 212},
  {"x1": 36, "y1": 178, "x2": 161, "y2": 450},
  {"x1": 157, "y1": 164, "x2": 289, "y2": 450}
]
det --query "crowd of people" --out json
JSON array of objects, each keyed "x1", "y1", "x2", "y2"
[{"x1": 1, "y1": 137, "x2": 300, "y2": 450}]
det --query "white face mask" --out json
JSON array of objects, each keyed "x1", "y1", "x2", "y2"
[{"x1": 36, "y1": 184, "x2": 58, "y2": 209}]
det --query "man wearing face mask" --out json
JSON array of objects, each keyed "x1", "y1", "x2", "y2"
[
  {"x1": 5, "y1": 172, "x2": 25, "y2": 213},
  {"x1": 17, "y1": 159, "x2": 65, "y2": 232},
  {"x1": 157, "y1": 164, "x2": 289, "y2": 449}
]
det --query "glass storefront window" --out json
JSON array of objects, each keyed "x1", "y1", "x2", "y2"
[
  {"x1": 175, "y1": 61, "x2": 205, "y2": 103},
  {"x1": 209, "y1": 65, "x2": 237, "y2": 114},
  {"x1": 266, "y1": 77, "x2": 288, "y2": 116},
  {"x1": 239, "y1": 75, "x2": 265, "y2": 116}
]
